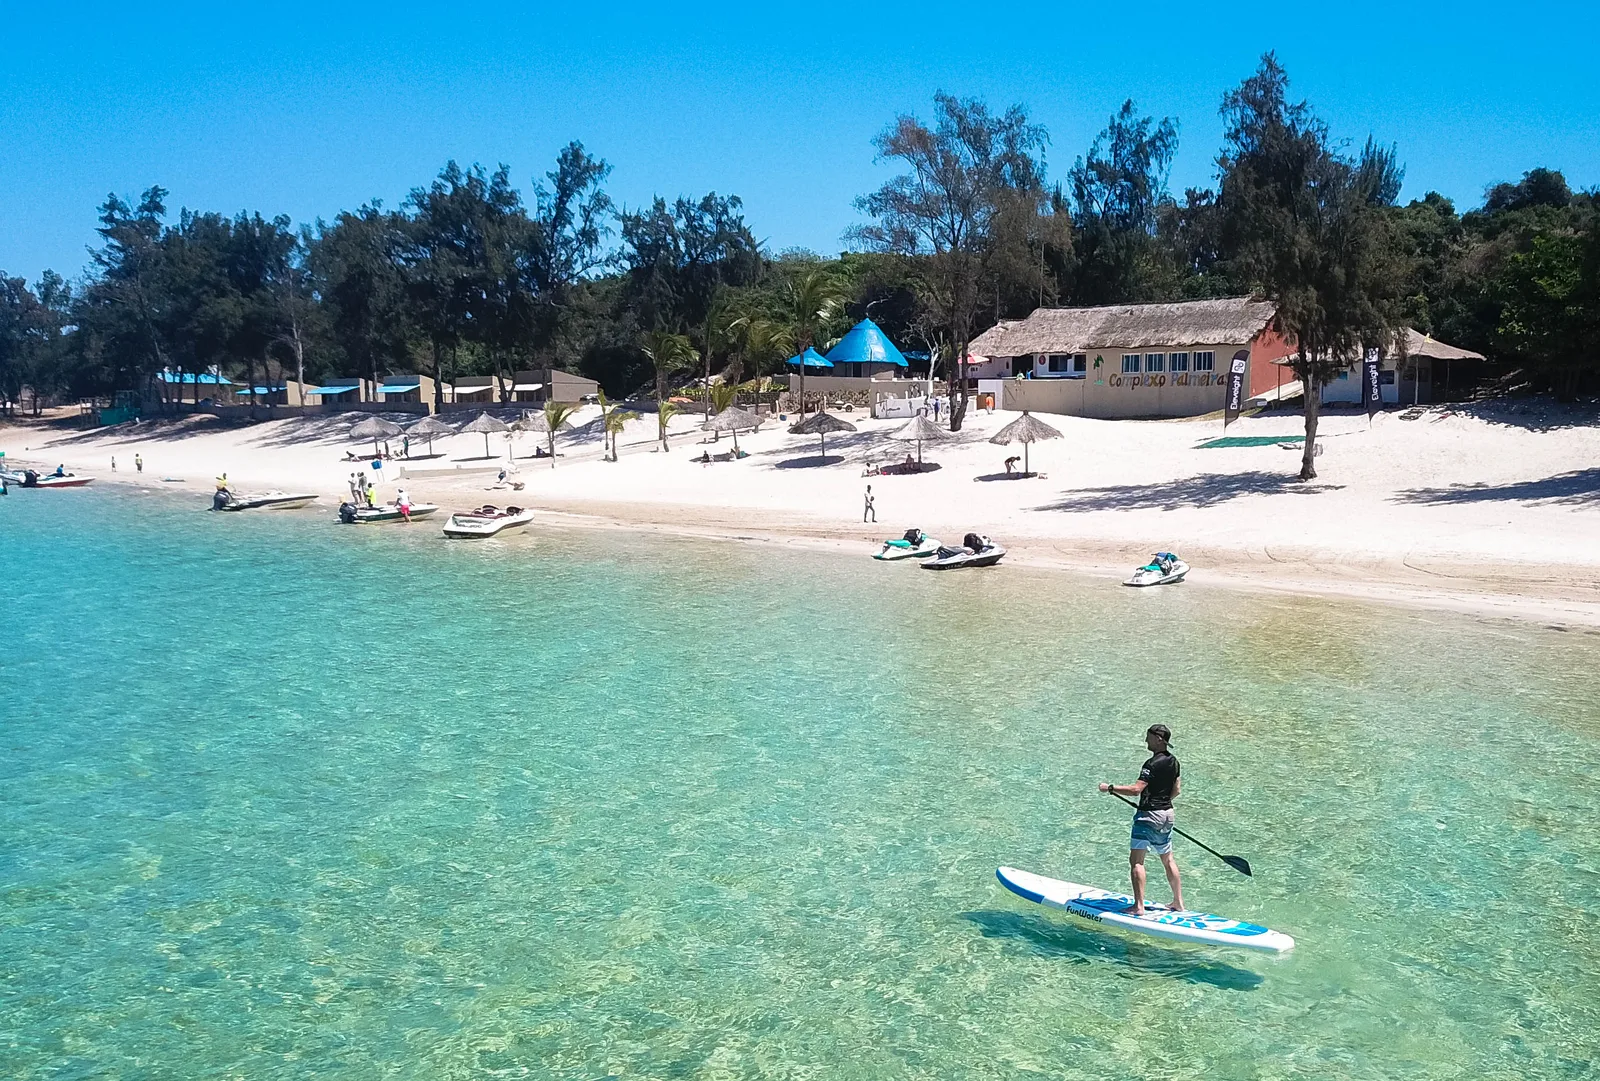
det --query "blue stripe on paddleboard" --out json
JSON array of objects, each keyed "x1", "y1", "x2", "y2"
[{"x1": 995, "y1": 869, "x2": 1045, "y2": 905}]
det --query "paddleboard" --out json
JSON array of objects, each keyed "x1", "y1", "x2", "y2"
[{"x1": 996, "y1": 866, "x2": 1295, "y2": 953}]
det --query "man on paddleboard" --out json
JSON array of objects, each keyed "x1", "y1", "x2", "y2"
[{"x1": 1099, "y1": 724, "x2": 1184, "y2": 915}]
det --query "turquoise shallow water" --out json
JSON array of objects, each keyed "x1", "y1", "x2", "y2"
[{"x1": 3, "y1": 488, "x2": 1600, "y2": 1079}]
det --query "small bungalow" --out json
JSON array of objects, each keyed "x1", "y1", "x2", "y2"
[
  {"x1": 969, "y1": 298, "x2": 1293, "y2": 419},
  {"x1": 510, "y1": 369, "x2": 601, "y2": 404},
  {"x1": 305, "y1": 378, "x2": 367, "y2": 405},
  {"x1": 823, "y1": 319, "x2": 911, "y2": 379},
  {"x1": 156, "y1": 369, "x2": 238, "y2": 404},
  {"x1": 376, "y1": 373, "x2": 439, "y2": 405},
  {"x1": 1317, "y1": 329, "x2": 1485, "y2": 406},
  {"x1": 450, "y1": 376, "x2": 500, "y2": 404}
]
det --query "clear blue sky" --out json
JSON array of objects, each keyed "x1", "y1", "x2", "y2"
[{"x1": 3, "y1": 1, "x2": 1597, "y2": 285}]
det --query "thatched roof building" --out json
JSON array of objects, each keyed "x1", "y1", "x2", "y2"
[{"x1": 970, "y1": 298, "x2": 1277, "y2": 358}]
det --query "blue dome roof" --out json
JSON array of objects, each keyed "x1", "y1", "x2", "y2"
[
  {"x1": 785, "y1": 347, "x2": 834, "y2": 369},
  {"x1": 823, "y1": 318, "x2": 908, "y2": 367}
]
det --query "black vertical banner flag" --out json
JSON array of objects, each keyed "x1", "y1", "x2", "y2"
[
  {"x1": 1362, "y1": 348, "x2": 1382, "y2": 419},
  {"x1": 1223, "y1": 350, "x2": 1249, "y2": 428}
]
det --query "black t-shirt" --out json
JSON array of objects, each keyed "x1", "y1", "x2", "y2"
[{"x1": 1137, "y1": 751, "x2": 1180, "y2": 811}]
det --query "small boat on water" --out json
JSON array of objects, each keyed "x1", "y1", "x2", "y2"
[
  {"x1": 214, "y1": 490, "x2": 317, "y2": 511},
  {"x1": 1124, "y1": 552, "x2": 1189, "y2": 587},
  {"x1": 3, "y1": 468, "x2": 93, "y2": 489},
  {"x1": 337, "y1": 501, "x2": 440, "y2": 524},
  {"x1": 442, "y1": 505, "x2": 535, "y2": 539},
  {"x1": 922, "y1": 533, "x2": 1006, "y2": 570},
  {"x1": 874, "y1": 527, "x2": 941, "y2": 561}
]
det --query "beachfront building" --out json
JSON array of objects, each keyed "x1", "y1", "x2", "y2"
[
  {"x1": 156, "y1": 369, "x2": 238, "y2": 404},
  {"x1": 823, "y1": 318, "x2": 911, "y2": 378},
  {"x1": 305, "y1": 377, "x2": 368, "y2": 405},
  {"x1": 969, "y1": 298, "x2": 1294, "y2": 418},
  {"x1": 1317, "y1": 329, "x2": 1485, "y2": 406},
  {"x1": 375, "y1": 373, "x2": 440, "y2": 405},
  {"x1": 510, "y1": 369, "x2": 601, "y2": 405},
  {"x1": 449, "y1": 376, "x2": 500, "y2": 405}
]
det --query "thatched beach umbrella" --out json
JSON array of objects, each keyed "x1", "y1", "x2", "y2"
[
  {"x1": 405, "y1": 414, "x2": 456, "y2": 455},
  {"x1": 890, "y1": 412, "x2": 951, "y2": 467},
  {"x1": 517, "y1": 407, "x2": 576, "y2": 465},
  {"x1": 458, "y1": 411, "x2": 510, "y2": 458},
  {"x1": 788, "y1": 410, "x2": 857, "y2": 463},
  {"x1": 349, "y1": 415, "x2": 404, "y2": 457},
  {"x1": 702, "y1": 405, "x2": 760, "y2": 455},
  {"x1": 988, "y1": 411, "x2": 1062, "y2": 475}
]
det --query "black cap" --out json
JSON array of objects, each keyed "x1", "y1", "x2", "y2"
[{"x1": 1147, "y1": 724, "x2": 1172, "y2": 745}]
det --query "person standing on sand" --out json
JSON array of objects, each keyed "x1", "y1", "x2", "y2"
[
  {"x1": 863, "y1": 484, "x2": 876, "y2": 523},
  {"x1": 111, "y1": 456, "x2": 117, "y2": 471},
  {"x1": 1099, "y1": 724, "x2": 1184, "y2": 915},
  {"x1": 364, "y1": 479, "x2": 377, "y2": 508},
  {"x1": 396, "y1": 487, "x2": 412, "y2": 523},
  {"x1": 134, "y1": 454, "x2": 143, "y2": 473}
]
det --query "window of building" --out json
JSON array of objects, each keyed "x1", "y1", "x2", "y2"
[
  {"x1": 1170, "y1": 352, "x2": 1189, "y2": 371},
  {"x1": 1047, "y1": 353, "x2": 1072, "y2": 373},
  {"x1": 1193, "y1": 351, "x2": 1215, "y2": 371},
  {"x1": 1145, "y1": 352, "x2": 1165, "y2": 372},
  {"x1": 1122, "y1": 354, "x2": 1142, "y2": 374}
]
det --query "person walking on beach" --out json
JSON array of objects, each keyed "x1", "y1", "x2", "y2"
[
  {"x1": 395, "y1": 486, "x2": 413, "y2": 523},
  {"x1": 134, "y1": 453, "x2": 143, "y2": 473},
  {"x1": 1099, "y1": 724, "x2": 1184, "y2": 915},
  {"x1": 863, "y1": 484, "x2": 876, "y2": 523}
]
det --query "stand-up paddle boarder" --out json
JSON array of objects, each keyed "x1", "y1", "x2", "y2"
[{"x1": 1099, "y1": 724, "x2": 1184, "y2": 915}]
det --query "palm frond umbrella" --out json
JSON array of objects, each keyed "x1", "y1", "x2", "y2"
[
  {"x1": 890, "y1": 412, "x2": 952, "y2": 468},
  {"x1": 988, "y1": 411, "x2": 1062, "y2": 476},
  {"x1": 349, "y1": 416, "x2": 404, "y2": 457},
  {"x1": 788, "y1": 410, "x2": 857, "y2": 463},
  {"x1": 405, "y1": 414, "x2": 456, "y2": 456},
  {"x1": 702, "y1": 405, "x2": 760, "y2": 455},
  {"x1": 457, "y1": 411, "x2": 510, "y2": 458},
  {"x1": 517, "y1": 408, "x2": 576, "y2": 463}
]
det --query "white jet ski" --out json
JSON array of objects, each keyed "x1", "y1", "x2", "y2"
[
  {"x1": 921, "y1": 533, "x2": 1005, "y2": 570},
  {"x1": 214, "y1": 489, "x2": 317, "y2": 511},
  {"x1": 874, "y1": 527, "x2": 941, "y2": 561},
  {"x1": 1124, "y1": 552, "x2": 1188, "y2": 587}
]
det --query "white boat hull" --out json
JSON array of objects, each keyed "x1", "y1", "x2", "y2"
[
  {"x1": 1125, "y1": 559, "x2": 1189, "y2": 587},
  {"x1": 442, "y1": 508, "x2": 535, "y2": 538}
]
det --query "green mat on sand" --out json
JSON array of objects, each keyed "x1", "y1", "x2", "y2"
[{"x1": 1196, "y1": 434, "x2": 1304, "y2": 449}]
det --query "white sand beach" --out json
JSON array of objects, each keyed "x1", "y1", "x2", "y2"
[{"x1": 5, "y1": 402, "x2": 1599, "y2": 626}]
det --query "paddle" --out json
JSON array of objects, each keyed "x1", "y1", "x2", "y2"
[{"x1": 1106, "y1": 790, "x2": 1253, "y2": 877}]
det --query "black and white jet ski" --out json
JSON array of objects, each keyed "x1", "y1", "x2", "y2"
[
  {"x1": 921, "y1": 532, "x2": 1006, "y2": 570},
  {"x1": 1124, "y1": 551, "x2": 1189, "y2": 587}
]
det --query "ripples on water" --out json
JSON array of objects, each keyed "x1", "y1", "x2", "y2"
[{"x1": 2, "y1": 489, "x2": 1598, "y2": 1078}]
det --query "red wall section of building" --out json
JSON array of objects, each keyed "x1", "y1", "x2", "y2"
[{"x1": 1248, "y1": 326, "x2": 1296, "y2": 398}]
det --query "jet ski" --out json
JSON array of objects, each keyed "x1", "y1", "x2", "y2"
[
  {"x1": 441, "y1": 505, "x2": 536, "y2": 538},
  {"x1": 1124, "y1": 552, "x2": 1189, "y2": 587},
  {"x1": 921, "y1": 532, "x2": 1006, "y2": 570},
  {"x1": 214, "y1": 489, "x2": 317, "y2": 511},
  {"x1": 874, "y1": 527, "x2": 941, "y2": 561}
]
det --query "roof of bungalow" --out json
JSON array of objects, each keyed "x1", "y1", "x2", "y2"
[
  {"x1": 785, "y1": 347, "x2": 833, "y2": 369},
  {"x1": 1398, "y1": 328, "x2": 1484, "y2": 362},
  {"x1": 157, "y1": 370, "x2": 235, "y2": 384},
  {"x1": 824, "y1": 318, "x2": 908, "y2": 367},
  {"x1": 969, "y1": 297, "x2": 1277, "y2": 357}
]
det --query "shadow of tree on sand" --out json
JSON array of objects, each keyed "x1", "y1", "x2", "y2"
[
  {"x1": 1394, "y1": 468, "x2": 1600, "y2": 507},
  {"x1": 961, "y1": 909, "x2": 1263, "y2": 991},
  {"x1": 1034, "y1": 471, "x2": 1342, "y2": 513}
]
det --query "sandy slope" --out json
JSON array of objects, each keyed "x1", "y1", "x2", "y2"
[{"x1": 5, "y1": 400, "x2": 1599, "y2": 626}]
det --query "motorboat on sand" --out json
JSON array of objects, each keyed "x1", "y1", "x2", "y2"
[
  {"x1": 874, "y1": 527, "x2": 941, "y2": 561},
  {"x1": 1124, "y1": 552, "x2": 1189, "y2": 587},
  {"x1": 214, "y1": 489, "x2": 317, "y2": 511},
  {"x1": 921, "y1": 533, "x2": 1006, "y2": 570},
  {"x1": 442, "y1": 505, "x2": 535, "y2": 539},
  {"x1": 4, "y1": 468, "x2": 93, "y2": 489},
  {"x1": 337, "y1": 501, "x2": 440, "y2": 524}
]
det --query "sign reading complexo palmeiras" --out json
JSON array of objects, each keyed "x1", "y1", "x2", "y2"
[
  {"x1": 1223, "y1": 350, "x2": 1249, "y2": 428},
  {"x1": 1362, "y1": 348, "x2": 1382, "y2": 419}
]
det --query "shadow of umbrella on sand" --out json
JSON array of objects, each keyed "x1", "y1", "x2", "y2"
[
  {"x1": 458, "y1": 411, "x2": 511, "y2": 459},
  {"x1": 405, "y1": 414, "x2": 457, "y2": 456},
  {"x1": 703, "y1": 405, "x2": 761, "y2": 456},
  {"x1": 349, "y1": 416, "x2": 404, "y2": 457},
  {"x1": 788, "y1": 410, "x2": 857, "y2": 464},
  {"x1": 891, "y1": 412, "x2": 952, "y2": 468},
  {"x1": 515, "y1": 408, "x2": 575, "y2": 465},
  {"x1": 989, "y1": 411, "x2": 1062, "y2": 476}
]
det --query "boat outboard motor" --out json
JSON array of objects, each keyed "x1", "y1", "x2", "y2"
[
  {"x1": 963, "y1": 532, "x2": 984, "y2": 552},
  {"x1": 212, "y1": 489, "x2": 232, "y2": 511},
  {"x1": 23, "y1": 469, "x2": 38, "y2": 487},
  {"x1": 338, "y1": 501, "x2": 359, "y2": 524}
]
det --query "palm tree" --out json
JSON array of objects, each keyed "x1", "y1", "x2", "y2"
[
  {"x1": 754, "y1": 267, "x2": 846, "y2": 418},
  {"x1": 641, "y1": 329, "x2": 695, "y2": 451},
  {"x1": 603, "y1": 403, "x2": 639, "y2": 460},
  {"x1": 541, "y1": 400, "x2": 579, "y2": 466}
]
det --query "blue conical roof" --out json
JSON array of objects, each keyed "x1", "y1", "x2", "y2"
[
  {"x1": 785, "y1": 347, "x2": 834, "y2": 369},
  {"x1": 823, "y1": 318, "x2": 908, "y2": 367}
]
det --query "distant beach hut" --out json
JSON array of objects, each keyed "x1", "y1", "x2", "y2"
[
  {"x1": 349, "y1": 416, "x2": 404, "y2": 457},
  {"x1": 989, "y1": 411, "x2": 1062, "y2": 476},
  {"x1": 458, "y1": 411, "x2": 510, "y2": 459},
  {"x1": 702, "y1": 405, "x2": 760, "y2": 456},
  {"x1": 784, "y1": 347, "x2": 834, "y2": 370},
  {"x1": 823, "y1": 318, "x2": 909, "y2": 379},
  {"x1": 405, "y1": 414, "x2": 456, "y2": 456},
  {"x1": 788, "y1": 410, "x2": 857, "y2": 464},
  {"x1": 890, "y1": 412, "x2": 951, "y2": 468}
]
